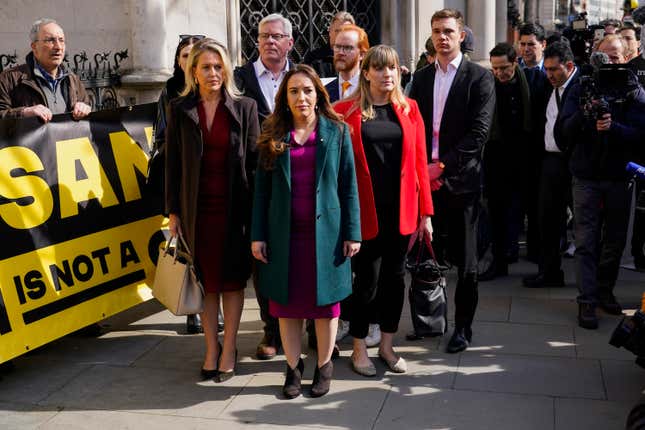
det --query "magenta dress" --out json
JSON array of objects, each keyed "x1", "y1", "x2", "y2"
[{"x1": 269, "y1": 129, "x2": 341, "y2": 319}]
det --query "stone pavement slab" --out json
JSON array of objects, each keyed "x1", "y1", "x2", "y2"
[
  {"x1": 441, "y1": 321, "x2": 576, "y2": 357},
  {"x1": 455, "y1": 353, "x2": 605, "y2": 399},
  {"x1": 0, "y1": 401, "x2": 60, "y2": 430},
  {"x1": 374, "y1": 386, "x2": 554, "y2": 430},
  {"x1": 601, "y1": 359, "x2": 645, "y2": 404},
  {"x1": 555, "y1": 398, "x2": 631, "y2": 430},
  {"x1": 0, "y1": 357, "x2": 93, "y2": 404},
  {"x1": 39, "y1": 364, "x2": 250, "y2": 418},
  {"x1": 38, "y1": 410, "x2": 335, "y2": 430},
  {"x1": 219, "y1": 374, "x2": 390, "y2": 430}
]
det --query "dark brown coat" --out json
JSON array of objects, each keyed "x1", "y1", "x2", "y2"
[
  {"x1": 0, "y1": 53, "x2": 90, "y2": 119},
  {"x1": 164, "y1": 90, "x2": 259, "y2": 283}
]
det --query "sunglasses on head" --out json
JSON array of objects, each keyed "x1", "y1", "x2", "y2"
[{"x1": 179, "y1": 34, "x2": 206, "y2": 41}]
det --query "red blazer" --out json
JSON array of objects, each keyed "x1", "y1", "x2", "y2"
[{"x1": 334, "y1": 98, "x2": 433, "y2": 241}]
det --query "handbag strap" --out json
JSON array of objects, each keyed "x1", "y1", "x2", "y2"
[{"x1": 407, "y1": 230, "x2": 439, "y2": 266}]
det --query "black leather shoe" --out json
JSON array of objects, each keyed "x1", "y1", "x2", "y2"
[
  {"x1": 332, "y1": 343, "x2": 340, "y2": 360},
  {"x1": 446, "y1": 329, "x2": 469, "y2": 353},
  {"x1": 598, "y1": 295, "x2": 623, "y2": 315},
  {"x1": 256, "y1": 333, "x2": 280, "y2": 360},
  {"x1": 187, "y1": 314, "x2": 203, "y2": 334},
  {"x1": 311, "y1": 360, "x2": 333, "y2": 397},
  {"x1": 283, "y1": 358, "x2": 304, "y2": 399},
  {"x1": 522, "y1": 271, "x2": 565, "y2": 288},
  {"x1": 478, "y1": 262, "x2": 508, "y2": 282},
  {"x1": 578, "y1": 303, "x2": 599, "y2": 330}
]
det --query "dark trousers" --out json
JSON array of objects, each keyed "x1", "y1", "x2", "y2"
[
  {"x1": 252, "y1": 264, "x2": 279, "y2": 339},
  {"x1": 573, "y1": 178, "x2": 632, "y2": 304},
  {"x1": 525, "y1": 158, "x2": 542, "y2": 260},
  {"x1": 487, "y1": 182, "x2": 523, "y2": 264},
  {"x1": 350, "y1": 218, "x2": 409, "y2": 339},
  {"x1": 537, "y1": 153, "x2": 571, "y2": 276},
  {"x1": 432, "y1": 188, "x2": 480, "y2": 330}
]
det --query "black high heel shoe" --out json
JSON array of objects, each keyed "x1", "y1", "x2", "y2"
[
  {"x1": 216, "y1": 348, "x2": 238, "y2": 383},
  {"x1": 201, "y1": 341, "x2": 222, "y2": 380}
]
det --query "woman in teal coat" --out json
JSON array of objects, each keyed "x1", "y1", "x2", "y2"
[{"x1": 251, "y1": 65, "x2": 361, "y2": 399}]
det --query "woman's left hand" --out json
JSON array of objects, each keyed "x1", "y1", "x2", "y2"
[
  {"x1": 343, "y1": 240, "x2": 361, "y2": 257},
  {"x1": 417, "y1": 215, "x2": 433, "y2": 241}
]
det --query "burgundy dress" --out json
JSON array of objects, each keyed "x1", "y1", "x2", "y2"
[
  {"x1": 194, "y1": 102, "x2": 243, "y2": 294},
  {"x1": 269, "y1": 130, "x2": 341, "y2": 319}
]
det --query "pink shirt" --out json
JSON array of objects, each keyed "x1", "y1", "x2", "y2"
[{"x1": 432, "y1": 52, "x2": 463, "y2": 161}]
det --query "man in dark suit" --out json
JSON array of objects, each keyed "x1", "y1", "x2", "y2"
[
  {"x1": 409, "y1": 8, "x2": 495, "y2": 353},
  {"x1": 233, "y1": 13, "x2": 294, "y2": 360},
  {"x1": 479, "y1": 43, "x2": 532, "y2": 281},
  {"x1": 519, "y1": 22, "x2": 549, "y2": 263},
  {"x1": 323, "y1": 24, "x2": 368, "y2": 103},
  {"x1": 523, "y1": 41, "x2": 579, "y2": 288}
]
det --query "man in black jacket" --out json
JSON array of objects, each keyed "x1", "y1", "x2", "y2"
[
  {"x1": 409, "y1": 9, "x2": 495, "y2": 353},
  {"x1": 557, "y1": 35, "x2": 645, "y2": 329},
  {"x1": 523, "y1": 41, "x2": 579, "y2": 289},
  {"x1": 480, "y1": 43, "x2": 532, "y2": 281}
]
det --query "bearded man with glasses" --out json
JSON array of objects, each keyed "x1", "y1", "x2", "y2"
[{"x1": 0, "y1": 18, "x2": 91, "y2": 121}]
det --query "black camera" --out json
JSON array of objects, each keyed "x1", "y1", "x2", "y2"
[
  {"x1": 610, "y1": 310, "x2": 645, "y2": 368},
  {"x1": 564, "y1": 12, "x2": 605, "y2": 65},
  {"x1": 579, "y1": 63, "x2": 639, "y2": 121}
]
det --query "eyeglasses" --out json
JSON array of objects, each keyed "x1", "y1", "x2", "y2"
[
  {"x1": 258, "y1": 33, "x2": 290, "y2": 41},
  {"x1": 179, "y1": 34, "x2": 205, "y2": 41},
  {"x1": 36, "y1": 37, "x2": 65, "y2": 45},
  {"x1": 333, "y1": 44, "x2": 356, "y2": 53}
]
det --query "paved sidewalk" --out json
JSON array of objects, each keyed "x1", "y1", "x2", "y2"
[{"x1": 1, "y1": 257, "x2": 645, "y2": 430}]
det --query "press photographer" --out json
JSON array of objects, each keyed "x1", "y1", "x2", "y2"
[{"x1": 555, "y1": 34, "x2": 645, "y2": 330}]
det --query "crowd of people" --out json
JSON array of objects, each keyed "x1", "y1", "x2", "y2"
[{"x1": 1, "y1": 9, "x2": 644, "y2": 400}]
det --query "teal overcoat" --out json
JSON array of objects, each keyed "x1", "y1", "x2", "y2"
[{"x1": 251, "y1": 115, "x2": 361, "y2": 306}]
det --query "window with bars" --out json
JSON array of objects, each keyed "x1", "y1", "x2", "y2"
[{"x1": 239, "y1": 0, "x2": 380, "y2": 64}]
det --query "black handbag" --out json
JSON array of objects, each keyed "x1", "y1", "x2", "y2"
[{"x1": 406, "y1": 231, "x2": 448, "y2": 337}]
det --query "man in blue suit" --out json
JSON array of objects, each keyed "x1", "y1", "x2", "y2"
[{"x1": 324, "y1": 24, "x2": 369, "y2": 103}]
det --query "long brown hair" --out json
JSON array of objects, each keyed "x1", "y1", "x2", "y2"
[
  {"x1": 344, "y1": 45, "x2": 409, "y2": 121},
  {"x1": 257, "y1": 64, "x2": 342, "y2": 169}
]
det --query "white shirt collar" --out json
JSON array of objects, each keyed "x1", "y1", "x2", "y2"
[
  {"x1": 253, "y1": 58, "x2": 289, "y2": 77},
  {"x1": 435, "y1": 52, "x2": 463, "y2": 74}
]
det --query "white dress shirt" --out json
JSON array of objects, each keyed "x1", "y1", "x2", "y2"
[
  {"x1": 432, "y1": 52, "x2": 463, "y2": 161},
  {"x1": 338, "y1": 72, "x2": 360, "y2": 100},
  {"x1": 544, "y1": 67, "x2": 577, "y2": 153},
  {"x1": 253, "y1": 59, "x2": 290, "y2": 112}
]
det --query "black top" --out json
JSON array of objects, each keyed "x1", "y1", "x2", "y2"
[
  {"x1": 361, "y1": 103, "x2": 403, "y2": 214},
  {"x1": 303, "y1": 46, "x2": 335, "y2": 78},
  {"x1": 496, "y1": 75, "x2": 525, "y2": 148}
]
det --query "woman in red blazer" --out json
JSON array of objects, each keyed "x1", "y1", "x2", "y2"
[{"x1": 334, "y1": 45, "x2": 433, "y2": 376}]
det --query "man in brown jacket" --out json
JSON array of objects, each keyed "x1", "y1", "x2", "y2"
[{"x1": 0, "y1": 18, "x2": 91, "y2": 121}]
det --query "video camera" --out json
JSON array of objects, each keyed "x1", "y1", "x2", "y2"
[
  {"x1": 564, "y1": 12, "x2": 605, "y2": 65},
  {"x1": 579, "y1": 58, "x2": 640, "y2": 121}
]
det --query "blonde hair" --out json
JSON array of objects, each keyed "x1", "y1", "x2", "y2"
[
  {"x1": 348, "y1": 45, "x2": 409, "y2": 120},
  {"x1": 181, "y1": 38, "x2": 240, "y2": 99}
]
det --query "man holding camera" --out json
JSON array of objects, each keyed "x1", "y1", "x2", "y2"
[{"x1": 557, "y1": 35, "x2": 645, "y2": 329}]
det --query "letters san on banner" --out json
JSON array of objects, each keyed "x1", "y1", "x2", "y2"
[{"x1": 0, "y1": 104, "x2": 166, "y2": 363}]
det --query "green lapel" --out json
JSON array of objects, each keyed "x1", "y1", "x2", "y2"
[
  {"x1": 315, "y1": 116, "x2": 334, "y2": 188},
  {"x1": 277, "y1": 132, "x2": 291, "y2": 190}
]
